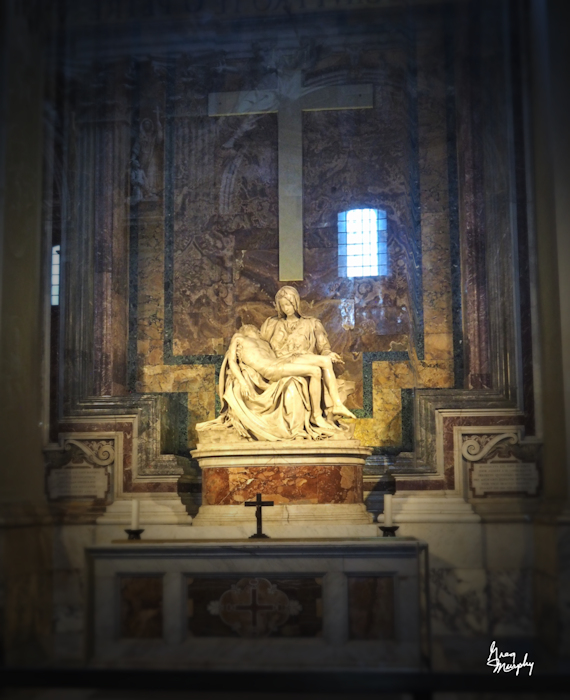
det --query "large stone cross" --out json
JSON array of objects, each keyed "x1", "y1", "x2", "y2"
[{"x1": 209, "y1": 70, "x2": 373, "y2": 280}]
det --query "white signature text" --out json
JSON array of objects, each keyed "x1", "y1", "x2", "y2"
[{"x1": 487, "y1": 640, "x2": 534, "y2": 676}]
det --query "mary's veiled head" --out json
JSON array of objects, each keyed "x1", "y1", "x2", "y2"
[{"x1": 275, "y1": 286, "x2": 301, "y2": 318}]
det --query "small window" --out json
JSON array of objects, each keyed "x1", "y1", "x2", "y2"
[
  {"x1": 51, "y1": 244, "x2": 60, "y2": 306},
  {"x1": 338, "y1": 208, "x2": 388, "y2": 278}
]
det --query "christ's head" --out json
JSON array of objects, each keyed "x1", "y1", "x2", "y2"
[{"x1": 239, "y1": 324, "x2": 261, "y2": 339}]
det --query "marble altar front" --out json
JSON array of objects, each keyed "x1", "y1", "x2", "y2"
[{"x1": 88, "y1": 539, "x2": 429, "y2": 670}]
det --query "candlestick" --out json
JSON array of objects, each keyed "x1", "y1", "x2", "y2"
[
  {"x1": 383, "y1": 493, "x2": 393, "y2": 526},
  {"x1": 131, "y1": 499, "x2": 140, "y2": 530},
  {"x1": 125, "y1": 528, "x2": 144, "y2": 540}
]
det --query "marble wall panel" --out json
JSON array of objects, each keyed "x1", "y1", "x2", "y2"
[
  {"x1": 348, "y1": 575, "x2": 395, "y2": 640},
  {"x1": 59, "y1": 417, "x2": 182, "y2": 495},
  {"x1": 430, "y1": 565, "x2": 533, "y2": 643},
  {"x1": 430, "y1": 568, "x2": 488, "y2": 637},
  {"x1": 355, "y1": 361, "x2": 415, "y2": 447},
  {"x1": 454, "y1": 6, "x2": 493, "y2": 392},
  {"x1": 171, "y1": 111, "x2": 278, "y2": 356},
  {"x1": 136, "y1": 60, "x2": 167, "y2": 203},
  {"x1": 53, "y1": 569, "x2": 84, "y2": 660},
  {"x1": 167, "y1": 100, "x2": 414, "y2": 351},
  {"x1": 120, "y1": 575, "x2": 163, "y2": 639},
  {"x1": 51, "y1": 525, "x2": 96, "y2": 661},
  {"x1": 488, "y1": 569, "x2": 533, "y2": 637},
  {"x1": 3, "y1": 526, "x2": 54, "y2": 665},
  {"x1": 137, "y1": 364, "x2": 216, "y2": 449},
  {"x1": 558, "y1": 525, "x2": 570, "y2": 657},
  {"x1": 415, "y1": 11, "x2": 454, "y2": 388},
  {"x1": 302, "y1": 43, "x2": 414, "y2": 354},
  {"x1": 136, "y1": 213, "x2": 165, "y2": 369},
  {"x1": 202, "y1": 465, "x2": 362, "y2": 506}
]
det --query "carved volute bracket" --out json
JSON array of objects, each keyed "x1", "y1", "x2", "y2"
[
  {"x1": 461, "y1": 433, "x2": 519, "y2": 462},
  {"x1": 63, "y1": 439, "x2": 115, "y2": 467}
]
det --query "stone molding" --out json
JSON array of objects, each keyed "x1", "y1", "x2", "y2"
[
  {"x1": 51, "y1": 397, "x2": 190, "y2": 487},
  {"x1": 377, "y1": 495, "x2": 480, "y2": 524},
  {"x1": 192, "y1": 439, "x2": 372, "y2": 469}
]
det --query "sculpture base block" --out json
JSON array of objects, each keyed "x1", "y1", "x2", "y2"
[
  {"x1": 202, "y1": 463, "x2": 363, "y2": 505},
  {"x1": 192, "y1": 439, "x2": 373, "y2": 529}
]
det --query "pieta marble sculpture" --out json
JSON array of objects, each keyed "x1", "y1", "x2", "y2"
[{"x1": 197, "y1": 286, "x2": 356, "y2": 442}]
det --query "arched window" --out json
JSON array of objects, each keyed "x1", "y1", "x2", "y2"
[{"x1": 337, "y1": 208, "x2": 388, "y2": 278}]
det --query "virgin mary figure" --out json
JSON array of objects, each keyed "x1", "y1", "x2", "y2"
[{"x1": 196, "y1": 287, "x2": 355, "y2": 442}]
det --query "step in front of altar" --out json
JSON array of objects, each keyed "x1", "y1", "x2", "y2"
[{"x1": 88, "y1": 538, "x2": 429, "y2": 670}]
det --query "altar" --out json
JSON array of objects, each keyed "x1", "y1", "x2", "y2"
[{"x1": 88, "y1": 538, "x2": 429, "y2": 670}]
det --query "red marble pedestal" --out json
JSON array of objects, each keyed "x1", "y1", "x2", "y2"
[
  {"x1": 191, "y1": 440, "x2": 373, "y2": 529},
  {"x1": 202, "y1": 463, "x2": 363, "y2": 506}
]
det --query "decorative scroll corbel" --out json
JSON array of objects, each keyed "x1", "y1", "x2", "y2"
[
  {"x1": 64, "y1": 439, "x2": 115, "y2": 466},
  {"x1": 461, "y1": 432, "x2": 519, "y2": 462}
]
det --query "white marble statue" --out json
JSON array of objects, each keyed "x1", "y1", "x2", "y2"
[{"x1": 197, "y1": 286, "x2": 356, "y2": 442}]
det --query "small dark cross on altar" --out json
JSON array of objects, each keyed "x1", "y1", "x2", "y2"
[{"x1": 245, "y1": 493, "x2": 274, "y2": 539}]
